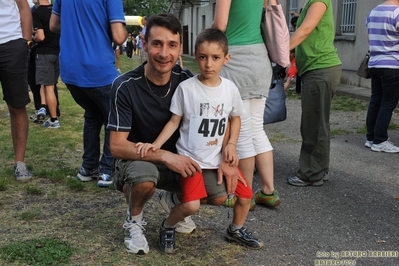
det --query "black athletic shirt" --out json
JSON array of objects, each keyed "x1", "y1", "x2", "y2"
[{"x1": 108, "y1": 63, "x2": 193, "y2": 153}]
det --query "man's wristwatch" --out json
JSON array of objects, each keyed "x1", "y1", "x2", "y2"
[{"x1": 27, "y1": 40, "x2": 34, "y2": 49}]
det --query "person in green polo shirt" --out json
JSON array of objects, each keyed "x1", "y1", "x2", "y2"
[{"x1": 287, "y1": 0, "x2": 342, "y2": 187}]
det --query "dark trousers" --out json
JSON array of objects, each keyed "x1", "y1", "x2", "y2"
[
  {"x1": 66, "y1": 84, "x2": 113, "y2": 175},
  {"x1": 298, "y1": 65, "x2": 342, "y2": 181},
  {"x1": 295, "y1": 74, "x2": 302, "y2": 94},
  {"x1": 366, "y1": 68, "x2": 399, "y2": 144},
  {"x1": 126, "y1": 42, "x2": 133, "y2": 58}
]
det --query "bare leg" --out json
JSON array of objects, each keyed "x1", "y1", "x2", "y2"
[
  {"x1": 123, "y1": 181, "x2": 155, "y2": 217},
  {"x1": 167, "y1": 200, "x2": 199, "y2": 226},
  {"x1": 238, "y1": 157, "x2": 255, "y2": 188},
  {"x1": 8, "y1": 104, "x2": 28, "y2": 163},
  {"x1": 200, "y1": 195, "x2": 227, "y2": 205},
  {"x1": 40, "y1": 85, "x2": 46, "y2": 105},
  {"x1": 201, "y1": 194, "x2": 250, "y2": 227},
  {"x1": 44, "y1": 85, "x2": 57, "y2": 118},
  {"x1": 255, "y1": 151, "x2": 275, "y2": 194},
  {"x1": 232, "y1": 197, "x2": 251, "y2": 226}
]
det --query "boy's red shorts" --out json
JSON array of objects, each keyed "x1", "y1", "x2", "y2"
[{"x1": 179, "y1": 169, "x2": 253, "y2": 203}]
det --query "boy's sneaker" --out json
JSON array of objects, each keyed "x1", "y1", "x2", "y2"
[
  {"x1": 37, "y1": 107, "x2": 47, "y2": 122},
  {"x1": 364, "y1": 140, "x2": 373, "y2": 148},
  {"x1": 371, "y1": 140, "x2": 399, "y2": 153},
  {"x1": 175, "y1": 216, "x2": 196, "y2": 234},
  {"x1": 158, "y1": 190, "x2": 176, "y2": 213},
  {"x1": 254, "y1": 190, "x2": 280, "y2": 208},
  {"x1": 97, "y1": 173, "x2": 112, "y2": 187},
  {"x1": 158, "y1": 190, "x2": 196, "y2": 233},
  {"x1": 287, "y1": 175, "x2": 323, "y2": 187},
  {"x1": 158, "y1": 220, "x2": 176, "y2": 254},
  {"x1": 76, "y1": 167, "x2": 99, "y2": 182},
  {"x1": 42, "y1": 118, "x2": 60, "y2": 128},
  {"x1": 123, "y1": 218, "x2": 149, "y2": 255},
  {"x1": 223, "y1": 195, "x2": 257, "y2": 211},
  {"x1": 226, "y1": 225, "x2": 264, "y2": 249},
  {"x1": 14, "y1": 161, "x2": 32, "y2": 182}
]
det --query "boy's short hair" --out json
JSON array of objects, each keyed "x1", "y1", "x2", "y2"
[
  {"x1": 195, "y1": 28, "x2": 228, "y2": 55},
  {"x1": 145, "y1": 13, "x2": 182, "y2": 43}
]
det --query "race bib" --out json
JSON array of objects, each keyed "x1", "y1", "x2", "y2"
[{"x1": 188, "y1": 115, "x2": 228, "y2": 150}]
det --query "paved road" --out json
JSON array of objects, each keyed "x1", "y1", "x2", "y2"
[{"x1": 198, "y1": 88, "x2": 399, "y2": 266}]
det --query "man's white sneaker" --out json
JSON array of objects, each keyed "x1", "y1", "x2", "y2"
[
  {"x1": 158, "y1": 190, "x2": 175, "y2": 213},
  {"x1": 158, "y1": 190, "x2": 196, "y2": 234},
  {"x1": 364, "y1": 140, "x2": 373, "y2": 148},
  {"x1": 371, "y1": 140, "x2": 399, "y2": 153},
  {"x1": 123, "y1": 218, "x2": 149, "y2": 255},
  {"x1": 175, "y1": 216, "x2": 196, "y2": 234}
]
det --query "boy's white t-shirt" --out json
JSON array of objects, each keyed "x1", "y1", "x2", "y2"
[{"x1": 170, "y1": 75, "x2": 245, "y2": 169}]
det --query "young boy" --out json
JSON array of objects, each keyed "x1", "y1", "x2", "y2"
[{"x1": 136, "y1": 28, "x2": 263, "y2": 253}]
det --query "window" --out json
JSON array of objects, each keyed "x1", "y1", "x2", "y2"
[
  {"x1": 289, "y1": 0, "x2": 298, "y2": 13},
  {"x1": 340, "y1": 0, "x2": 357, "y2": 35}
]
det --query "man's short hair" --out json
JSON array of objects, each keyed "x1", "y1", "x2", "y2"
[
  {"x1": 145, "y1": 13, "x2": 182, "y2": 43},
  {"x1": 195, "y1": 28, "x2": 228, "y2": 55}
]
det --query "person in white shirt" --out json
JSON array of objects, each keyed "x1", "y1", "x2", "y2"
[{"x1": 0, "y1": 0, "x2": 33, "y2": 181}]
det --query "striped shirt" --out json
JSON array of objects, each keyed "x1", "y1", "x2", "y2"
[{"x1": 366, "y1": 5, "x2": 399, "y2": 69}]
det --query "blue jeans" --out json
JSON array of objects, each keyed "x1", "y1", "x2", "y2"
[
  {"x1": 367, "y1": 68, "x2": 399, "y2": 144},
  {"x1": 66, "y1": 84, "x2": 112, "y2": 175}
]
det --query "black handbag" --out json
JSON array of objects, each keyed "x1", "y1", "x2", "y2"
[{"x1": 357, "y1": 51, "x2": 370, "y2": 79}]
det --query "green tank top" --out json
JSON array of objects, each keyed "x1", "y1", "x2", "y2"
[
  {"x1": 295, "y1": 0, "x2": 341, "y2": 76},
  {"x1": 225, "y1": 0, "x2": 264, "y2": 46}
]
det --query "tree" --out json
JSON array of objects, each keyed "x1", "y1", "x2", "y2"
[
  {"x1": 123, "y1": 0, "x2": 170, "y2": 17},
  {"x1": 123, "y1": 0, "x2": 170, "y2": 35}
]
